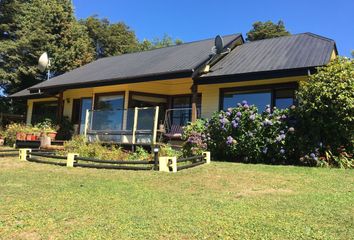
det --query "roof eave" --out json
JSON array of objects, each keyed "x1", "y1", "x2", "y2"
[
  {"x1": 195, "y1": 67, "x2": 318, "y2": 85},
  {"x1": 29, "y1": 69, "x2": 194, "y2": 93}
]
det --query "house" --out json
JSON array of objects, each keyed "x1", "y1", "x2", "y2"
[{"x1": 11, "y1": 32, "x2": 337, "y2": 144}]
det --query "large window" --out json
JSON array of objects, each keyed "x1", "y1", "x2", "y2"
[
  {"x1": 128, "y1": 93, "x2": 168, "y2": 130},
  {"x1": 223, "y1": 91, "x2": 271, "y2": 111},
  {"x1": 221, "y1": 84, "x2": 296, "y2": 111},
  {"x1": 92, "y1": 93, "x2": 125, "y2": 130},
  {"x1": 32, "y1": 101, "x2": 58, "y2": 124}
]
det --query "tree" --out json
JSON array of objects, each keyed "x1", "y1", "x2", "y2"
[
  {"x1": 246, "y1": 20, "x2": 290, "y2": 41},
  {"x1": 80, "y1": 16, "x2": 139, "y2": 58},
  {"x1": 0, "y1": 0, "x2": 94, "y2": 100},
  {"x1": 296, "y1": 57, "x2": 354, "y2": 155},
  {"x1": 138, "y1": 34, "x2": 183, "y2": 51}
]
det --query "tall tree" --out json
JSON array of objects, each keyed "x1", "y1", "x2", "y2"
[
  {"x1": 246, "y1": 20, "x2": 290, "y2": 41},
  {"x1": 80, "y1": 16, "x2": 139, "y2": 58},
  {"x1": 139, "y1": 34, "x2": 183, "y2": 51},
  {"x1": 0, "y1": 0, "x2": 94, "y2": 98}
]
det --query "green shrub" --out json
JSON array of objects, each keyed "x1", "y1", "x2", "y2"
[
  {"x1": 296, "y1": 57, "x2": 354, "y2": 166},
  {"x1": 127, "y1": 147, "x2": 152, "y2": 160},
  {"x1": 63, "y1": 136, "x2": 128, "y2": 160},
  {"x1": 159, "y1": 144, "x2": 182, "y2": 158}
]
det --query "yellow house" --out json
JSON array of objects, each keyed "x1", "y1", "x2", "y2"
[{"x1": 11, "y1": 32, "x2": 337, "y2": 144}]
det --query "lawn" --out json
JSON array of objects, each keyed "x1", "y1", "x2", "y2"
[{"x1": 0, "y1": 156, "x2": 353, "y2": 240}]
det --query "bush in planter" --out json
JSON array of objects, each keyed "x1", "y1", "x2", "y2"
[
  {"x1": 34, "y1": 119, "x2": 57, "y2": 139},
  {"x1": 63, "y1": 135, "x2": 129, "y2": 160},
  {"x1": 3, "y1": 123, "x2": 32, "y2": 146},
  {"x1": 296, "y1": 57, "x2": 354, "y2": 167}
]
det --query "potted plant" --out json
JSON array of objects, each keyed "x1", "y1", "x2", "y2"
[{"x1": 36, "y1": 119, "x2": 57, "y2": 141}]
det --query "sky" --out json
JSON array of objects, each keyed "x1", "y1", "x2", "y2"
[{"x1": 73, "y1": 0, "x2": 354, "y2": 57}]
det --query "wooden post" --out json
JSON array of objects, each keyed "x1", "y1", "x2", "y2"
[
  {"x1": 170, "y1": 157, "x2": 177, "y2": 173},
  {"x1": 132, "y1": 107, "x2": 138, "y2": 144},
  {"x1": 67, "y1": 153, "x2": 79, "y2": 167},
  {"x1": 152, "y1": 106, "x2": 159, "y2": 144},
  {"x1": 203, "y1": 151, "x2": 211, "y2": 164},
  {"x1": 19, "y1": 148, "x2": 31, "y2": 161},
  {"x1": 191, "y1": 84, "x2": 198, "y2": 123},
  {"x1": 57, "y1": 91, "x2": 64, "y2": 122},
  {"x1": 158, "y1": 157, "x2": 170, "y2": 172}
]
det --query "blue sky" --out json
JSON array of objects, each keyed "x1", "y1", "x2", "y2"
[{"x1": 73, "y1": 0, "x2": 353, "y2": 57}]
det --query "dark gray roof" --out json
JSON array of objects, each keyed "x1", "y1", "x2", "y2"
[
  {"x1": 10, "y1": 88, "x2": 43, "y2": 98},
  {"x1": 201, "y1": 33, "x2": 336, "y2": 79},
  {"x1": 26, "y1": 34, "x2": 242, "y2": 92}
]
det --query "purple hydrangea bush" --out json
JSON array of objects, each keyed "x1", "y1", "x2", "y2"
[
  {"x1": 200, "y1": 101, "x2": 300, "y2": 164},
  {"x1": 182, "y1": 119, "x2": 208, "y2": 156}
]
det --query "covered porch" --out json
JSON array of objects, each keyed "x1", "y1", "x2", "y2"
[{"x1": 26, "y1": 77, "x2": 201, "y2": 145}]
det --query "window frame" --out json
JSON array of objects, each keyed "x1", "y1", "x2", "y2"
[
  {"x1": 219, "y1": 82, "x2": 298, "y2": 110},
  {"x1": 32, "y1": 100, "x2": 60, "y2": 124}
]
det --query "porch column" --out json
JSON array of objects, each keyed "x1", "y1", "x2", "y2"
[
  {"x1": 191, "y1": 83, "x2": 198, "y2": 123},
  {"x1": 57, "y1": 91, "x2": 64, "y2": 122}
]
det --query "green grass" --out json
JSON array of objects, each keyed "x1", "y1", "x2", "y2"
[{"x1": 0, "y1": 156, "x2": 353, "y2": 240}]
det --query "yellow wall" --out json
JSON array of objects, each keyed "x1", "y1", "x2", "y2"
[{"x1": 27, "y1": 75, "x2": 309, "y2": 123}]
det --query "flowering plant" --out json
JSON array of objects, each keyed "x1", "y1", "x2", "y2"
[{"x1": 182, "y1": 119, "x2": 208, "y2": 156}]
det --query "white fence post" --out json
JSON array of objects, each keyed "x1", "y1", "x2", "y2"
[
  {"x1": 67, "y1": 153, "x2": 79, "y2": 167},
  {"x1": 203, "y1": 151, "x2": 211, "y2": 164},
  {"x1": 19, "y1": 148, "x2": 31, "y2": 161},
  {"x1": 170, "y1": 157, "x2": 177, "y2": 173}
]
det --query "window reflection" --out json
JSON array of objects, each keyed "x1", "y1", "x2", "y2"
[
  {"x1": 223, "y1": 91, "x2": 271, "y2": 110},
  {"x1": 275, "y1": 89, "x2": 294, "y2": 109},
  {"x1": 93, "y1": 94, "x2": 124, "y2": 131}
]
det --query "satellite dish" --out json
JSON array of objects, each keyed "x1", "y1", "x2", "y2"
[
  {"x1": 215, "y1": 35, "x2": 224, "y2": 54},
  {"x1": 38, "y1": 52, "x2": 50, "y2": 72}
]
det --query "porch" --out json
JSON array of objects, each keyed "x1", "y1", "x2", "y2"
[{"x1": 27, "y1": 78, "x2": 201, "y2": 145}]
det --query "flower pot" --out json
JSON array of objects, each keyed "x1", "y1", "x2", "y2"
[
  {"x1": 16, "y1": 132, "x2": 27, "y2": 141},
  {"x1": 26, "y1": 134, "x2": 33, "y2": 141},
  {"x1": 31, "y1": 135, "x2": 38, "y2": 141},
  {"x1": 47, "y1": 132, "x2": 57, "y2": 141}
]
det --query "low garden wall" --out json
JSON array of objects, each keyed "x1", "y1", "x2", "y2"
[{"x1": 16, "y1": 148, "x2": 211, "y2": 172}]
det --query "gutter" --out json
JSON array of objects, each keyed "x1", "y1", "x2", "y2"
[{"x1": 28, "y1": 69, "x2": 194, "y2": 94}]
